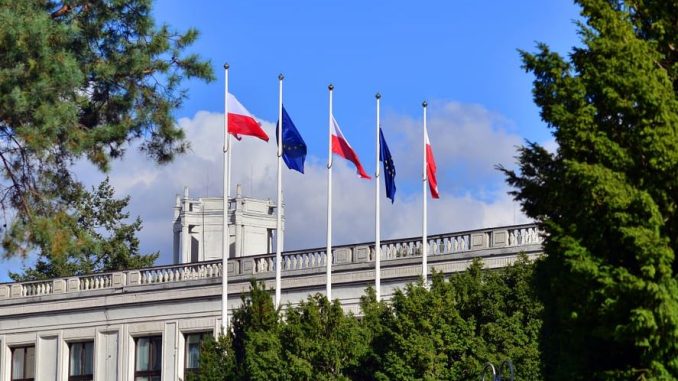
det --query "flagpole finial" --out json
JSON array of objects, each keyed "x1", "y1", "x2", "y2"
[
  {"x1": 422, "y1": 100, "x2": 428, "y2": 108},
  {"x1": 376, "y1": 92, "x2": 381, "y2": 99},
  {"x1": 328, "y1": 83, "x2": 334, "y2": 91},
  {"x1": 224, "y1": 63, "x2": 229, "y2": 70},
  {"x1": 278, "y1": 73, "x2": 284, "y2": 81}
]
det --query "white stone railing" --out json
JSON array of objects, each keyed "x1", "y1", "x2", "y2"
[
  {"x1": 508, "y1": 226, "x2": 542, "y2": 246},
  {"x1": 19, "y1": 280, "x2": 53, "y2": 297},
  {"x1": 0, "y1": 223, "x2": 542, "y2": 300},
  {"x1": 241, "y1": 223, "x2": 541, "y2": 274},
  {"x1": 252, "y1": 249, "x2": 328, "y2": 274},
  {"x1": 137, "y1": 263, "x2": 222, "y2": 285},
  {"x1": 79, "y1": 274, "x2": 113, "y2": 291},
  {"x1": 283, "y1": 250, "x2": 327, "y2": 271},
  {"x1": 378, "y1": 231, "x2": 471, "y2": 260}
]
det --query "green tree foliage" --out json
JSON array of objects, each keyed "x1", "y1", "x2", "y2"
[
  {"x1": 230, "y1": 280, "x2": 285, "y2": 380},
  {"x1": 372, "y1": 257, "x2": 542, "y2": 381},
  {"x1": 280, "y1": 294, "x2": 369, "y2": 380},
  {"x1": 189, "y1": 335, "x2": 235, "y2": 381},
  {"x1": 0, "y1": 0, "x2": 214, "y2": 259},
  {"x1": 500, "y1": 0, "x2": 678, "y2": 378},
  {"x1": 195, "y1": 281, "x2": 369, "y2": 381},
  {"x1": 10, "y1": 177, "x2": 158, "y2": 280},
  {"x1": 198, "y1": 258, "x2": 542, "y2": 380},
  {"x1": 450, "y1": 257, "x2": 542, "y2": 380},
  {"x1": 372, "y1": 275, "x2": 479, "y2": 381}
]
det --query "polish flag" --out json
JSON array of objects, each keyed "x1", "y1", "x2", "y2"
[
  {"x1": 227, "y1": 93, "x2": 269, "y2": 142},
  {"x1": 331, "y1": 116, "x2": 370, "y2": 179},
  {"x1": 425, "y1": 130, "x2": 439, "y2": 199}
]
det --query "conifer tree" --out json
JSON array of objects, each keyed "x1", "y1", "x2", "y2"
[
  {"x1": 0, "y1": 0, "x2": 213, "y2": 261},
  {"x1": 10, "y1": 178, "x2": 158, "y2": 281},
  {"x1": 501, "y1": 0, "x2": 678, "y2": 378}
]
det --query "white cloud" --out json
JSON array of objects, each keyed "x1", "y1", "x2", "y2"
[{"x1": 70, "y1": 101, "x2": 531, "y2": 265}]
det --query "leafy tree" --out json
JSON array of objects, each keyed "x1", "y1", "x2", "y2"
[
  {"x1": 373, "y1": 275, "x2": 480, "y2": 381},
  {"x1": 372, "y1": 259, "x2": 542, "y2": 381},
  {"x1": 280, "y1": 294, "x2": 369, "y2": 381},
  {"x1": 450, "y1": 256, "x2": 542, "y2": 380},
  {"x1": 10, "y1": 177, "x2": 158, "y2": 280},
  {"x1": 197, "y1": 260, "x2": 542, "y2": 380},
  {"x1": 189, "y1": 334, "x2": 235, "y2": 381},
  {"x1": 0, "y1": 0, "x2": 213, "y2": 260},
  {"x1": 352, "y1": 287, "x2": 389, "y2": 381},
  {"x1": 501, "y1": 0, "x2": 678, "y2": 378},
  {"x1": 197, "y1": 282, "x2": 371, "y2": 381},
  {"x1": 230, "y1": 280, "x2": 286, "y2": 381}
]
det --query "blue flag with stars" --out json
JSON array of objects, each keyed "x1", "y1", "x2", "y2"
[
  {"x1": 379, "y1": 128, "x2": 396, "y2": 203},
  {"x1": 276, "y1": 106, "x2": 307, "y2": 173}
]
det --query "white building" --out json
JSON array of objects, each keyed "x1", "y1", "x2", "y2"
[
  {"x1": 173, "y1": 185, "x2": 281, "y2": 264},
  {"x1": 0, "y1": 191, "x2": 542, "y2": 381}
]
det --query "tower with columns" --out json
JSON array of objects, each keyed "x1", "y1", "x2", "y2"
[{"x1": 172, "y1": 185, "x2": 282, "y2": 264}]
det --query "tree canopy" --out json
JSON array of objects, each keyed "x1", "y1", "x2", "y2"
[
  {"x1": 501, "y1": 0, "x2": 678, "y2": 378},
  {"x1": 193, "y1": 257, "x2": 542, "y2": 380},
  {"x1": 10, "y1": 177, "x2": 158, "y2": 281},
  {"x1": 0, "y1": 0, "x2": 214, "y2": 260}
]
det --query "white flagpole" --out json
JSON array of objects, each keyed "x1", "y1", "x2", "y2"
[
  {"x1": 374, "y1": 92, "x2": 382, "y2": 301},
  {"x1": 326, "y1": 84, "x2": 334, "y2": 300},
  {"x1": 221, "y1": 63, "x2": 231, "y2": 332},
  {"x1": 275, "y1": 74, "x2": 284, "y2": 309},
  {"x1": 422, "y1": 100, "x2": 428, "y2": 284}
]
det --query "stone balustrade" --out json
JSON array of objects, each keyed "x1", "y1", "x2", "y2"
[
  {"x1": 137, "y1": 262, "x2": 222, "y2": 285},
  {"x1": 17, "y1": 280, "x2": 53, "y2": 297},
  {"x1": 0, "y1": 223, "x2": 542, "y2": 300},
  {"x1": 79, "y1": 274, "x2": 113, "y2": 290}
]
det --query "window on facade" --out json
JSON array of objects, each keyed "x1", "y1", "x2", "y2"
[
  {"x1": 11, "y1": 346, "x2": 35, "y2": 381},
  {"x1": 134, "y1": 336, "x2": 162, "y2": 381},
  {"x1": 69, "y1": 341, "x2": 94, "y2": 381},
  {"x1": 184, "y1": 332, "x2": 211, "y2": 375}
]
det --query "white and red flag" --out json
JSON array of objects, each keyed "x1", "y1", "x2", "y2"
[
  {"x1": 331, "y1": 116, "x2": 371, "y2": 179},
  {"x1": 227, "y1": 93, "x2": 269, "y2": 141},
  {"x1": 425, "y1": 130, "x2": 439, "y2": 199}
]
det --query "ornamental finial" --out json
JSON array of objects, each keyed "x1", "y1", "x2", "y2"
[
  {"x1": 422, "y1": 100, "x2": 428, "y2": 108},
  {"x1": 328, "y1": 83, "x2": 334, "y2": 91},
  {"x1": 224, "y1": 63, "x2": 229, "y2": 70},
  {"x1": 376, "y1": 92, "x2": 381, "y2": 99},
  {"x1": 278, "y1": 73, "x2": 284, "y2": 81}
]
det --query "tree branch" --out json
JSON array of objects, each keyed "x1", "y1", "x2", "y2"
[{"x1": 51, "y1": 4, "x2": 71, "y2": 19}]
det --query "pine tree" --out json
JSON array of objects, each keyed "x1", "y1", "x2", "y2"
[
  {"x1": 501, "y1": 0, "x2": 678, "y2": 378},
  {"x1": 0, "y1": 0, "x2": 213, "y2": 260},
  {"x1": 10, "y1": 178, "x2": 158, "y2": 281}
]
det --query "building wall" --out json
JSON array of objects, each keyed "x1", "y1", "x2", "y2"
[
  {"x1": 0, "y1": 224, "x2": 542, "y2": 381},
  {"x1": 173, "y1": 188, "x2": 281, "y2": 264}
]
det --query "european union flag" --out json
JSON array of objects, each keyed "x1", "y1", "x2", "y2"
[
  {"x1": 379, "y1": 128, "x2": 396, "y2": 203},
  {"x1": 276, "y1": 106, "x2": 307, "y2": 173}
]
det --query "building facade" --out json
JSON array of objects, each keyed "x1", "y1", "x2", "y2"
[
  {"x1": 0, "y1": 193, "x2": 542, "y2": 381},
  {"x1": 173, "y1": 185, "x2": 281, "y2": 264}
]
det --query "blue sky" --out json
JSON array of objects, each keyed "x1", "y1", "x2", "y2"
[
  {"x1": 156, "y1": 1, "x2": 579, "y2": 149},
  {"x1": 0, "y1": 1, "x2": 582, "y2": 281}
]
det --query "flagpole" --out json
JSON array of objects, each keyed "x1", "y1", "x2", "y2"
[
  {"x1": 221, "y1": 63, "x2": 231, "y2": 332},
  {"x1": 422, "y1": 100, "x2": 428, "y2": 284},
  {"x1": 326, "y1": 84, "x2": 334, "y2": 300},
  {"x1": 374, "y1": 92, "x2": 382, "y2": 301},
  {"x1": 275, "y1": 74, "x2": 284, "y2": 309}
]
